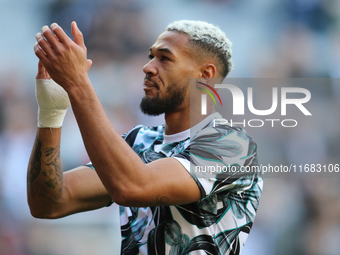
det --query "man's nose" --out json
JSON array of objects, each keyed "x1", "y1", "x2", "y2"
[{"x1": 143, "y1": 59, "x2": 157, "y2": 76}]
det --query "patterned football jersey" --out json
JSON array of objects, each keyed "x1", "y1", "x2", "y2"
[{"x1": 88, "y1": 112, "x2": 263, "y2": 255}]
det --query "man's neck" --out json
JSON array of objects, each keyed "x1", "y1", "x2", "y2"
[
  {"x1": 164, "y1": 106, "x2": 215, "y2": 135},
  {"x1": 164, "y1": 108, "x2": 189, "y2": 135}
]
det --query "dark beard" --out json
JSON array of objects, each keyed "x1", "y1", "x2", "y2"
[{"x1": 140, "y1": 84, "x2": 187, "y2": 116}]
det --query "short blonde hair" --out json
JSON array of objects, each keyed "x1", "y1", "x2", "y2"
[{"x1": 166, "y1": 20, "x2": 233, "y2": 77}]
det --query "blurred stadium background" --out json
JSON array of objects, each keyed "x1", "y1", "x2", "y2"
[{"x1": 1, "y1": 0, "x2": 340, "y2": 254}]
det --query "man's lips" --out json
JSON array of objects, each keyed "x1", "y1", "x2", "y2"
[{"x1": 143, "y1": 80, "x2": 159, "y2": 90}]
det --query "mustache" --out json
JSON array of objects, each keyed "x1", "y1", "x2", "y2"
[{"x1": 144, "y1": 76, "x2": 160, "y2": 89}]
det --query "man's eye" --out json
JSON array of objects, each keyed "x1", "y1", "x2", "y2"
[{"x1": 161, "y1": 56, "x2": 170, "y2": 61}]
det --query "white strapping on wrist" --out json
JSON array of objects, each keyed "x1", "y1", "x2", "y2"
[{"x1": 35, "y1": 79, "x2": 71, "y2": 128}]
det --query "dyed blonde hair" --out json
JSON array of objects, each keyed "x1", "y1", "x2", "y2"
[{"x1": 167, "y1": 20, "x2": 233, "y2": 77}]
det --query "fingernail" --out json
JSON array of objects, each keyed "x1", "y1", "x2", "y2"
[
  {"x1": 74, "y1": 21, "x2": 78, "y2": 29},
  {"x1": 50, "y1": 23, "x2": 58, "y2": 30},
  {"x1": 34, "y1": 42, "x2": 39, "y2": 51},
  {"x1": 36, "y1": 33, "x2": 43, "y2": 41},
  {"x1": 41, "y1": 25, "x2": 49, "y2": 33}
]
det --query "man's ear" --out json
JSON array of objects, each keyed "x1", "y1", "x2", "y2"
[{"x1": 201, "y1": 63, "x2": 216, "y2": 80}]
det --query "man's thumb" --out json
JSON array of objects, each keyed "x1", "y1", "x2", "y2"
[
  {"x1": 87, "y1": 59, "x2": 93, "y2": 72},
  {"x1": 71, "y1": 21, "x2": 85, "y2": 49}
]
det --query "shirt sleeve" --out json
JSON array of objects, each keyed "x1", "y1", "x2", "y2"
[{"x1": 173, "y1": 125, "x2": 259, "y2": 200}]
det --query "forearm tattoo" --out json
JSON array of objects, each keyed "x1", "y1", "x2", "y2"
[
  {"x1": 44, "y1": 143, "x2": 62, "y2": 181},
  {"x1": 28, "y1": 138, "x2": 42, "y2": 182},
  {"x1": 28, "y1": 137, "x2": 63, "y2": 193},
  {"x1": 155, "y1": 195, "x2": 169, "y2": 206}
]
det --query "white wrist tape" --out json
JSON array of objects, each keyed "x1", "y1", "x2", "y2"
[{"x1": 35, "y1": 79, "x2": 71, "y2": 128}]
